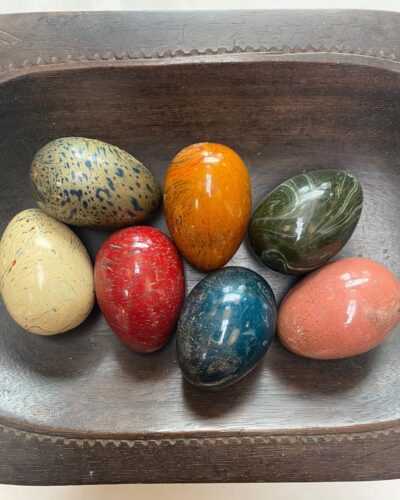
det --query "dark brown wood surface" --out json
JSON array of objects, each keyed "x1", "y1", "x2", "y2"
[{"x1": 0, "y1": 10, "x2": 399, "y2": 485}]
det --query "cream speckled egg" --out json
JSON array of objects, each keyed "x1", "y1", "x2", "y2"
[
  {"x1": 0, "y1": 209, "x2": 94, "y2": 335},
  {"x1": 30, "y1": 137, "x2": 161, "y2": 228}
]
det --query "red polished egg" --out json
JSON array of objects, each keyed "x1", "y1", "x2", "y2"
[
  {"x1": 278, "y1": 257, "x2": 400, "y2": 359},
  {"x1": 94, "y1": 226, "x2": 185, "y2": 353}
]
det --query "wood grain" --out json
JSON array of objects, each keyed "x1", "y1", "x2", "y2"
[{"x1": 0, "y1": 9, "x2": 399, "y2": 484}]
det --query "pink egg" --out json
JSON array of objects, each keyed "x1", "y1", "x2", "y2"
[{"x1": 278, "y1": 257, "x2": 400, "y2": 359}]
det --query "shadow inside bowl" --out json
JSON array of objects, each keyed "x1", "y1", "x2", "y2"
[
  {"x1": 1, "y1": 304, "x2": 104, "y2": 380},
  {"x1": 182, "y1": 360, "x2": 264, "y2": 418},
  {"x1": 266, "y1": 339, "x2": 379, "y2": 395},
  {"x1": 110, "y1": 334, "x2": 178, "y2": 382},
  {"x1": 73, "y1": 227, "x2": 112, "y2": 261}
]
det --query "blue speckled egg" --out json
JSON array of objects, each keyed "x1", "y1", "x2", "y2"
[
  {"x1": 30, "y1": 137, "x2": 161, "y2": 228},
  {"x1": 176, "y1": 266, "x2": 277, "y2": 390}
]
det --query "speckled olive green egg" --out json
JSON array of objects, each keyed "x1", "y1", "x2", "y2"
[
  {"x1": 30, "y1": 137, "x2": 162, "y2": 228},
  {"x1": 0, "y1": 209, "x2": 94, "y2": 335}
]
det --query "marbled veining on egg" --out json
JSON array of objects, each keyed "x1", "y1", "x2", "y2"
[
  {"x1": 30, "y1": 137, "x2": 161, "y2": 228},
  {"x1": 0, "y1": 209, "x2": 94, "y2": 335},
  {"x1": 164, "y1": 143, "x2": 251, "y2": 271},
  {"x1": 177, "y1": 266, "x2": 277, "y2": 389},
  {"x1": 249, "y1": 169, "x2": 363, "y2": 274}
]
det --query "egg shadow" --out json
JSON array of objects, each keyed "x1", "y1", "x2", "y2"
[
  {"x1": 182, "y1": 360, "x2": 264, "y2": 418},
  {"x1": 110, "y1": 333, "x2": 179, "y2": 382},
  {"x1": 1, "y1": 304, "x2": 105, "y2": 380},
  {"x1": 266, "y1": 339, "x2": 379, "y2": 395},
  {"x1": 179, "y1": 239, "x2": 299, "y2": 418}
]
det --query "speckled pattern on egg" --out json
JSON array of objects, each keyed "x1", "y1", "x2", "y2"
[
  {"x1": 94, "y1": 226, "x2": 185, "y2": 353},
  {"x1": 0, "y1": 209, "x2": 94, "y2": 335},
  {"x1": 278, "y1": 257, "x2": 400, "y2": 359},
  {"x1": 30, "y1": 137, "x2": 162, "y2": 228}
]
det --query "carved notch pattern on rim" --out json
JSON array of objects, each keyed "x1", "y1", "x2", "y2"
[
  {"x1": 2, "y1": 43, "x2": 399, "y2": 73},
  {"x1": 1, "y1": 421, "x2": 400, "y2": 447}
]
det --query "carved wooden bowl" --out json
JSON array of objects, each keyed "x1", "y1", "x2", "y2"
[{"x1": 0, "y1": 10, "x2": 399, "y2": 484}]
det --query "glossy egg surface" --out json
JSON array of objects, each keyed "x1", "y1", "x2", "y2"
[
  {"x1": 177, "y1": 266, "x2": 277, "y2": 389},
  {"x1": 30, "y1": 137, "x2": 161, "y2": 228},
  {"x1": 163, "y1": 143, "x2": 251, "y2": 271},
  {"x1": 0, "y1": 209, "x2": 94, "y2": 335},
  {"x1": 94, "y1": 226, "x2": 185, "y2": 353},
  {"x1": 278, "y1": 257, "x2": 400, "y2": 359},
  {"x1": 249, "y1": 169, "x2": 363, "y2": 274}
]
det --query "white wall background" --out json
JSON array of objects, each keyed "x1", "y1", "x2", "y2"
[
  {"x1": 1, "y1": 1, "x2": 399, "y2": 499},
  {"x1": 0, "y1": 1, "x2": 400, "y2": 13}
]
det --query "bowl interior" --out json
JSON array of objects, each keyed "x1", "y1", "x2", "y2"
[{"x1": 0, "y1": 59, "x2": 399, "y2": 436}]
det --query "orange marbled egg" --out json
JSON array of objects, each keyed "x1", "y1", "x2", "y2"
[{"x1": 163, "y1": 143, "x2": 251, "y2": 271}]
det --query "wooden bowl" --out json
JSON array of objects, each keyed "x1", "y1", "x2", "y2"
[{"x1": 0, "y1": 10, "x2": 399, "y2": 485}]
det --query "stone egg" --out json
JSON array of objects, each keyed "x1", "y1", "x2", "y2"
[
  {"x1": 176, "y1": 267, "x2": 277, "y2": 389},
  {"x1": 95, "y1": 226, "x2": 185, "y2": 353},
  {"x1": 278, "y1": 257, "x2": 400, "y2": 359},
  {"x1": 30, "y1": 137, "x2": 161, "y2": 228},
  {"x1": 0, "y1": 209, "x2": 94, "y2": 335},
  {"x1": 249, "y1": 169, "x2": 363, "y2": 274},
  {"x1": 163, "y1": 143, "x2": 251, "y2": 271}
]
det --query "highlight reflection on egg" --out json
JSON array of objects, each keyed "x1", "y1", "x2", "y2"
[
  {"x1": 249, "y1": 170, "x2": 363, "y2": 274},
  {"x1": 278, "y1": 257, "x2": 400, "y2": 359},
  {"x1": 94, "y1": 226, "x2": 185, "y2": 353},
  {"x1": 30, "y1": 137, "x2": 161, "y2": 228},
  {"x1": 164, "y1": 143, "x2": 251, "y2": 271},
  {"x1": 177, "y1": 267, "x2": 277, "y2": 389},
  {"x1": 0, "y1": 209, "x2": 94, "y2": 335}
]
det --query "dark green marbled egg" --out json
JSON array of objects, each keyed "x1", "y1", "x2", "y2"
[
  {"x1": 30, "y1": 137, "x2": 161, "y2": 228},
  {"x1": 249, "y1": 170, "x2": 363, "y2": 274}
]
